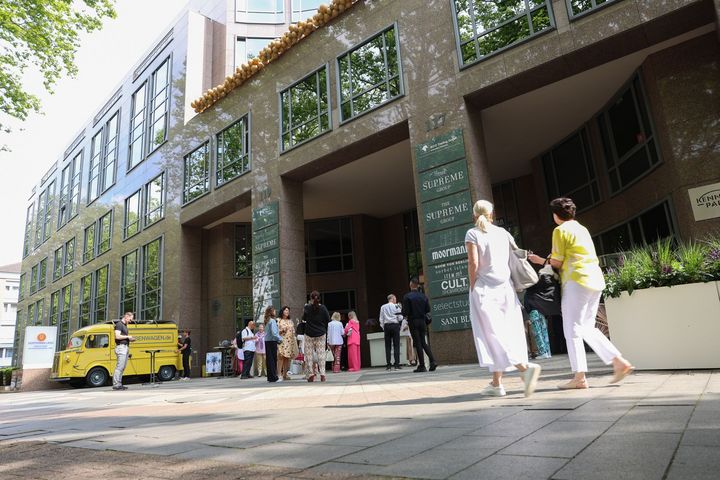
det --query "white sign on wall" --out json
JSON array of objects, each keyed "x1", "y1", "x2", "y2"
[
  {"x1": 688, "y1": 182, "x2": 720, "y2": 221},
  {"x1": 22, "y1": 326, "x2": 58, "y2": 369}
]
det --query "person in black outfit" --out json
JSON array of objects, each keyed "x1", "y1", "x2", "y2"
[
  {"x1": 177, "y1": 329, "x2": 192, "y2": 380},
  {"x1": 302, "y1": 291, "x2": 331, "y2": 382},
  {"x1": 264, "y1": 306, "x2": 282, "y2": 382},
  {"x1": 402, "y1": 277, "x2": 437, "y2": 373}
]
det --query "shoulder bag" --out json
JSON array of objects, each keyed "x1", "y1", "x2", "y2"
[{"x1": 508, "y1": 239, "x2": 539, "y2": 291}]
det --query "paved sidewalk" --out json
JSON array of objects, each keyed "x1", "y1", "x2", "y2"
[{"x1": 1, "y1": 355, "x2": 719, "y2": 479}]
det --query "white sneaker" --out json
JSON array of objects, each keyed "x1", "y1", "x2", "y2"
[
  {"x1": 480, "y1": 383, "x2": 506, "y2": 397},
  {"x1": 276, "y1": 378, "x2": 283, "y2": 382},
  {"x1": 523, "y1": 363, "x2": 541, "y2": 397}
]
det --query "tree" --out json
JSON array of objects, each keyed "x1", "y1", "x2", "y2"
[{"x1": 0, "y1": 0, "x2": 116, "y2": 125}]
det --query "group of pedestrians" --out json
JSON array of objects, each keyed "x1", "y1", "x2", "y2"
[{"x1": 465, "y1": 197, "x2": 634, "y2": 397}]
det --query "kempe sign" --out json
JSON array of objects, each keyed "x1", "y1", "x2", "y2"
[
  {"x1": 688, "y1": 182, "x2": 720, "y2": 221},
  {"x1": 414, "y1": 129, "x2": 473, "y2": 333},
  {"x1": 23, "y1": 326, "x2": 58, "y2": 369}
]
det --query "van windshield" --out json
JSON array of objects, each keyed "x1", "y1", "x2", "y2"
[{"x1": 68, "y1": 336, "x2": 84, "y2": 349}]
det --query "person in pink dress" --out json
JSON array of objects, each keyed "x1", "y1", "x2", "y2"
[{"x1": 344, "y1": 311, "x2": 361, "y2": 371}]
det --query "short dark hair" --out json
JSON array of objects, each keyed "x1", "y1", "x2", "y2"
[
  {"x1": 549, "y1": 197, "x2": 576, "y2": 221},
  {"x1": 409, "y1": 276, "x2": 420, "y2": 287}
]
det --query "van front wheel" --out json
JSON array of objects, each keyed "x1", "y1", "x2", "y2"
[
  {"x1": 158, "y1": 365, "x2": 176, "y2": 382},
  {"x1": 86, "y1": 367, "x2": 109, "y2": 387}
]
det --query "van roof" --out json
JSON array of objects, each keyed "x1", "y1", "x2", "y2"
[{"x1": 103, "y1": 320, "x2": 177, "y2": 325}]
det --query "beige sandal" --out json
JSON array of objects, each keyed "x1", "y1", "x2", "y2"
[
  {"x1": 610, "y1": 365, "x2": 635, "y2": 384},
  {"x1": 558, "y1": 379, "x2": 589, "y2": 390}
]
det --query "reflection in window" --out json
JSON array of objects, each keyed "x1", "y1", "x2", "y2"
[
  {"x1": 64, "y1": 238, "x2": 75, "y2": 274},
  {"x1": 566, "y1": 0, "x2": 619, "y2": 19},
  {"x1": 453, "y1": 0, "x2": 554, "y2": 66},
  {"x1": 129, "y1": 83, "x2": 147, "y2": 170},
  {"x1": 235, "y1": 296, "x2": 253, "y2": 331},
  {"x1": 53, "y1": 247, "x2": 63, "y2": 282},
  {"x1": 216, "y1": 117, "x2": 250, "y2": 187},
  {"x1": 141, "y1": 237, "x2": 163, "y2": 321},
  {"x1": 28, "y1": 299, "x2": 45, "y2": 326},
  {"x1": 102, "y1": 113, "x2": 119, "y2": 192},
  {"x1": 88, "y1": 112, "x2": 119, "y2": 201},
  {"x1": 58, "y1": 284, "x2": 72, "y2": 348},
  {"x1": 86, "y1": 334, "x2": 109, "y2": 349},
  {"x1": 93, "y1": 265, "x2": 109, "y2": 325},
  {"x1": 79, "y1": 273, "x2": 92, "y2": 328},
  {"x1": 236, "y1": 0, "x2": 285, "y2": 23},
  {"x1": 281, "y1": 66, "x2": 330, "y2": 151},
  {"x1": 291, "y1": 0, "x2": 323, "y2": 22},
  {"x1": 97, "y1": 211, "x2": 112, "y2": 256},
  {"x1": 19, "y1": 273, "x2": 26, "y2": 300},
  {"x1": 306, "y1": 218, "x2": 354, "y2": 274},
  {"x1": 49, "y1": 290, "x2": 60, "y2": 326},
  {"x1": 598, "y1": 74, "x2": 660, "y2": 194},
  {"x1": 121, "y1": 250, "x2": 138, "y2": 315},
  {"x1": 183, "y1": 143, "x2": 210, "y2": 205},
  {"x1": 235, "y1": 224, "x2": 252, "y2": 278},
  {"x1": 144, "y1": 173, "x2": 165, "y2": 227},
  {"x1": 338, "y1": 25, "x2": 403, "y2": 122},
  {"x1": 35, "y1": 181, "x2": 54, "y2": 247},
  {"x1": 23, "y1": 203, "x2": 34, "y2": 258},
  {"x1": 403, "y1": 210, "x2": 423, "y2": 280},
  {"x1": 88, "y1": 130, "x2": 102, "y2": 203},
  {"x1": 542, "y1": 128, "x2": 600, "y2": 212},
  {"x1": 594, "y1": 201, "x2": 676, "y2": 256},
  {"x1": 235, "y1": 37, "x2": 271, "y2": 67},
  {"x1": 149, "y1": 59, "x2": 170, "y2": 151},
  {"x1": 58, "y1": 152, "x2": 81, "y2": 228},
  {"x1": 124, "y1": 190, "x2": 141, "y2": 239}
]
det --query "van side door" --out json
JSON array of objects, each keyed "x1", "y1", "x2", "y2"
[{"x1": 84, "y1": 334, "x2": 111, "y2": 374}]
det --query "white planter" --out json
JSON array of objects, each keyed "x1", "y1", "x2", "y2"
[{"x1": 605, "y1": 281, "x2": 720, "y2": 370}]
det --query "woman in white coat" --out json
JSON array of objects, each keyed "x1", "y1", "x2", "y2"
[{"x1": 465, "y1": 200, "x2": 541, "y2": 397}]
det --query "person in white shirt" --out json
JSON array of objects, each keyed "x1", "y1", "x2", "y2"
[
  {"x1": 379, "y1": 294, "x2": 403, "y2": 370},
  {"x1": 327, "y1": 312, "x2": 345, "y2": 373},
  {"x1": 240, "y1": 320, "x2": 257, "y2": 379}
]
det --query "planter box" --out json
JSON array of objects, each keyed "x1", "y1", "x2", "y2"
[{"x1": 605, "y1": 281, "x2": 720, "y2": 370}]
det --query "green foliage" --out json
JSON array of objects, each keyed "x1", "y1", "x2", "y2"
[
  {"x1": 0, "y1": 367, "x2": 17, "y2": 386},
  {"x1": 604, "y1": 234, "x2": 720, "y2": 298},
  {"x1": 0, "y1": 0, "x2": 116, "y2": 124}
]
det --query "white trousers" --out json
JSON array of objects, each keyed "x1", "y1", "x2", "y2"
[
  {"x1": 469, "y1": 281, "x2": 528, "y2": 372},
  {"x1": 562, "y1": 281, "x2": 621, "y2": 372}
]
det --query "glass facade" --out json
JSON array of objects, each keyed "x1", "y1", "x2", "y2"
[
  {"x1": 140, "y1": 237, "x2": 163, "y2": 321},
  {"x1": 27, "y1": 298, "x2": 45, "y2": 326},
  {"x1": 566, "y1": 0, "x2": 619, "y2": 19},
  {"x1": 453, "y1": 0, "x2": 554, "y2": 65},
  {"x1": 216, "y1": 117, "x2": 250, "y2": 187},
  {"x1": 291, "y1": 0, "x2": 323, "y2": 22},
  {"x1": 183, "y1": 143, "x2": 210, "y2": 204},
  {"x1": 129, "y1": 82, "x2": 147, "y2": 170},
  {"x1": 22, "y1": 203, "x2": 34, "y2": 258},
  {"x1": 594, "y1": 201, "x2": 676, "y2": 256},
  {"x1": 235, "y1": 224, "x2": 252, "y2": 278},
  {"x1": 281, "y1": 66, "x2": 330, "y2": 151},
  {"x1": 124, "y1": 190, "x2": 141, "y2": 239},
  {"x1": 542, "y1": 128, "x2": 600, "y2": 212},
  {"x1": 235, "y1": 0, "x2": 285, "y2": 23},
  {"x1": 149, "y1": 59, "x2": 170, "y2": 152},
  {"x1": 120, "y1": 250, "x2": 138, "y2": 315},
  {"x1": 235, "y1": 37, "x2": 272, "y2": 67},
  {"x1": 235, "y1": 296, "x2": 253, "y2": 331},
  {"x1": 306, "y1": 218, "x2": 354, "y2": 274},
  {"x1": 338, "y1": 25, "x2": 403, "y2": 122},
  {"x1": 64, "y1": 238, "x2": 75, "y2": 275},
  {"x1": 403, "y1": 210, "x2": 423, "y2": 280},
  {"x1": 58, "y1": 285, "x2": 72, "y2": 348},
  {"x1": 598, "y1": 74, "x2": 660, "y2": 194},
  {"x1": 35, "y1": 181, "x2": 54, "y2": 247},
  {"x1": 144, "y1": 173, "x2": 165, "y2": 227},
  {"x1": 97, "y1": 211, "x2": 113, "y2": 256},
  {"x1": 88, "y1": 112, "x2": 119, "y2": 202},
  {"x1": 79, "y1": 265, "x2": 109, "y2": 327},
  {"x1": 58, "y1": 152, "x2": 81, "y2": 229}
]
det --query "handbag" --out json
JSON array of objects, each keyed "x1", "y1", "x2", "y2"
[
  {"x1": 524, "y1": 262, "x2": 562, "y2": 317},
  {"x1": 325, "y1": 348, "x2": 334, "y2": 362},
  {"x1": 508, "y1": 239, "x2": 539, "y2": 291}
]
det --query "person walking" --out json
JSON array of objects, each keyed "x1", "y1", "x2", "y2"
[
  {"x1": 112, "y1": 312, "x2": 136, "y2": 390},
  {"x1": 400, "y1": 318, "x2": 416, "y2": 366},
  {"x1": 263, "y1": 306, "x2": 282, "y2": 383},
  {"x1": 254, "y1": 323, "x2": 267, "y2": 377},
  {"x1": 379, "y1": 294, "x2": 403, "y2": 370},
  {"x1": 302, "y1": 291, "x2": 331, "y2": 382},
  {"x1": 177, "y1": 329, "x2": 192, "y2": 380},
  {"x1": 528, "y1": 197, "x2": 634, "y2": 389},
  {"x1": 327, "y1": 312, "x2": 344, "y2": 373},
  {"x1": 277, "y1": 306, "x2": 299, "y2": 380},
  {"x1": 344, "y1": 311, "x2": 361, "y2": 372},
  {"x1": 240, "y1": 321, "x2": 256, "y2": 379},
  {"x1": 465, "y1": 200, "x2": 541, "y2": 397},
  {"x1": 402, "y1": 278, "x2": 437, "y2": 373}
]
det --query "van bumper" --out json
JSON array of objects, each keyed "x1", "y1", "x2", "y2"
[{"x1": 49, "y1": 377, "x2": 70, "y2": 382}]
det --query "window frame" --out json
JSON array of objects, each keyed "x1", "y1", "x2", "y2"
[
  {"x1": 147, "y1": 57, "x2": 171, "y2": 156},
  {"x1": 279, "y1": 63, "x2": 332, "y2": 153},
  {"x1": 52, "y1": 246, "x2": 64, "y2": 282},
  {"x1": 23, "y1": 202, "x2": 35, "y2": 258},
  {"x1": 143, "y1": 172, "x2": 165, "y2": 227},
  {"x1": 234, "y1": 36, "x2": 273, "y2": 68},
  {"x1": 335, "y1": 23, "x2": 405, "y2": 124},
  {"x1": 35, "y1": 181, "x2": 55, "y2": 248},
  {"x1": 215, "y1": 115, "x2": 251, "y2": 188},
  {"x1": 305, "y1": 217, "x2": 355, "y2": 275},
  {"x1": 128, "y1": 81, "x2": 148, "y2": 172},
  {"x1": 57, "y1": 150, "x2": 82, "y2": 230},
  {"x1": 234, "y1": 223, "x2": 252, "y2": 278},
  {"x1": 78, "y1": 265, "x2": 110, "y2": 328},
  {"x1": 182, "y1": 142, "x2": 211, "y2": 206},
  {"x1": 87, "y1": 111, "x2": 120, "y2": 204},
  {"x1": 235, "y1": 0, "x2": 286, "y2": 24},
  {"x1": 565, "y1": 0, "x2": 621, "y2": 20},
  {"x1": 450, "y1": 0, "x2": 556, "y2": 69},
  {"x1": 82, "y1": 210, "x2": 113, "y2": 263},
  {"x1": 139, "y1": 236, "x2": 164, "y2": 322},
  {"x1": 120, "y1": 249, "x2": 139, "y2": 315},
  {"x1": 58, "y1": 284, "x2": 72, "y2": 348},
  {"x1": 291, "y1": 0, "x2": 323, "y2": 22},
  {"x1": 123, "y1": 189, "x2": 142, "y2": 240}
]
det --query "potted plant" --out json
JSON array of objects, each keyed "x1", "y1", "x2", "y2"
[{"x1": 603, "y1": 236, "x2": 720, "y2": 369}]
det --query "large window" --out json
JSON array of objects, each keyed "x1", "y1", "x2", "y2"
[
  {"x1": 128, "y1": 57, "x2": 171, "y2": 171},
  {"x1": 23, "y1": 203, "x2": 34, "y2": 258},
  {"x1": 235, "y1": 37, "x2": 272, "y2": 67},
  {"x1": 52, "y1": 246, "x2": 63, "y2": 282},
  {"x1": 58, "y1": 285, "x2": 72, "y2": 348},
  {"x1": 235, "y1": 296, "x2": 253, "y2": 331},
  {"x1": 35, "y1": 181, "x2": 55, "y2": 247},
  {"x1": 594, "y1": 201, "x2": 676, "y2": 256},
  {"x1": 305, "y1": 218, "x2": 354, "y2": 274},
  {"x1": 18, "y1": 273, "x2": 25, "y2": 301},
  {"x1": 83, "y1": 211, "x2": 113, "y2": 263},
  {"x1": 314, "y1": 290, "x2": 357, "y2": 315},
  {"x1": 120, "y1": 250, "x2": 138, "y2": 315},
  {"x1": 216, "y1": 117, "x2": 250, "y2": 187},
  {"x1": 29, "y1": 257, "x2": 47, "y2": 294},
  {"x1": 183, "y1": 143, "x2": 210, "y2": 205},
  {"x1": 453, "y1": 0, "x2": 554, "y2": 66},
  {"x1": 403, "y1": 210, "x2": 423, "y2": 280},
  {"x1": 338, "y1": 25, "x2": 403, "y2": 122},
  {"x1": 566, "y1": 0, "x2": 620, "y2": 19},
  {"x1": 64, "y1": 238, "x2": 75, "y2": 275},
  {"x1": 281, "y1": 66, "x2": 330, "y2": 151},
  {"x1": 144, "y1": 173, "x2": 165, "y2": 227},
  {"x1": 87, "y1": 112, "x2": 119, "y2": 202},
  {"x1": 58, "y1": 152, "x2": 81, "y2": 229},
  {"x1": 140, "y1": 237, "x2": 163, "y2": 321},
  {"x1": 234, "y1": 224, "x2": 252, "y2": 278},
  {"x1": 291, "y1": 0, "x2": 323, "y2": 22},
  {"x1": 542, "y1": 128, "x2": 600, "y2": 212},
  {"x1": 79, "y1": 265, "x2": 108, "y2": 328},
  {"x1": 49, "y1": 290, "x2": 60, "y2": 326},
  {"x1": 598, "y1": 74, "x2": 660, "y2": 194},
  {"x1": 235, "y1": 0, "x2": 285, "y2": 23},
  {"x1": 28, "y1": 298, "x2": 45, "y2": 326},
  {"x1": 124, "y1": 189, "x2": 141, "y2": 239}
]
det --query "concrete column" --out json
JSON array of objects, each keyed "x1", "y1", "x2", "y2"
[
  {"x1": 277, "y1": 177, "x2": 306, "y2": 321},
  {"x1": 180, "y1": 225, "x2": 204, "y2": 376}
]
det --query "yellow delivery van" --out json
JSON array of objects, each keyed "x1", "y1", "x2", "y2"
[{"x1": 51, "y1": 321, "x2": 183, "y2": 387}]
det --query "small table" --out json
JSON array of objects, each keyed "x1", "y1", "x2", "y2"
[{"x1": 143, "y1": 349, "x2": 162, "y2": 386}]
